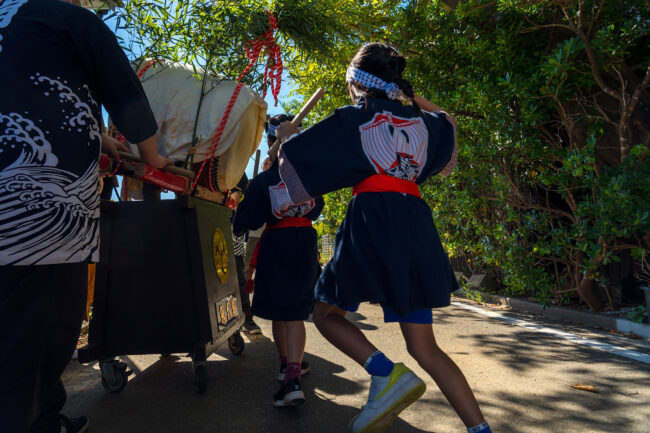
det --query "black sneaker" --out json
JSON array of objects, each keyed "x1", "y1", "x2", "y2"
[
  {"x1": 273, "y1": 383, "x2": 288, "y2": 407},
  {"x1": 277, "y1": 360, "x2": 310, "y2": 382},
  {"x1": 273, "y1": 378, "x2": 305, "y2": 407},
  {"x1": 243, "y1": 316, "x2": 261, "y2": 335},
  {"x1": 59, "y1": 415, "x2": 89, "y2": 433}
]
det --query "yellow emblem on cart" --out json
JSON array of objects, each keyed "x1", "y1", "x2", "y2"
[{"x1": 212, "y1": 228, "x2": 229, "y2": 284}]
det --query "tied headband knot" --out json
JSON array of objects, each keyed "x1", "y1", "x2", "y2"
[{"x1": 346, "y1": 67, "x2": 402, "y2": 100}]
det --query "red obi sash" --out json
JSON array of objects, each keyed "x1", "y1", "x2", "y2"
[
  {"x1": 352, "y1": 175, "x2": 421, "y2": 198},
  {"x1": 267, "y1": 217, "x2": 313, "y2": 230}
]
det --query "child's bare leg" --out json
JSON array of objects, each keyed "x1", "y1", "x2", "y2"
[
  {"x1": 399, "y1": 322, "x2": 484, "y2": 427},
  {"x1": 312, "y1": 301, "x2": 376, "y2": 365},
  {"x1": 285, "y1": 321, "x2": 306, "y2": 364},
  {"x1": 272, "y1": 321, "x2": 287, "y2": 359}
]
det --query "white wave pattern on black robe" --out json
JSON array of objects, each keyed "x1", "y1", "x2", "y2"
[{"x1": 0, "y1": 76, "x2": 100, "y2": 265}]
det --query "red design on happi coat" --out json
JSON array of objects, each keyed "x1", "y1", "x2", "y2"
[
  {"x1": 269, "y1": 180, "x2": 315, "y2": 219},
  {"x1": 359, "y1": 111, "x2": 428, "y2": 181}
]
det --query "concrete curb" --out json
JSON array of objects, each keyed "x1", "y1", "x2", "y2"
[{"x1": 453, "y1": 290, "x2": 650, "y2": 340}]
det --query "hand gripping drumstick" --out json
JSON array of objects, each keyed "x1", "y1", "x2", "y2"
[
  {"x1": 267, "y1": 88, "x2": 325, "y2": 161},
  {"x1": 117, "y1": 151, "x2": 196, "y2": 179},
  {"x1": 102, "y1": 152, "x2": 225, "y2": 203}
]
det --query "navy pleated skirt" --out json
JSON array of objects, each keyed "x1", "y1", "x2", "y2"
[
  {"x1": 315, "y1": 192, "x2": 457, "y2": 317},
  {"x1": 252, "y1": 227, "x2": 319, "y2": 321}
]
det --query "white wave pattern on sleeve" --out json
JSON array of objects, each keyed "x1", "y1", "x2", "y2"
[{"x1": 0, "y1": 0, "x2": 28, "y2": 53}]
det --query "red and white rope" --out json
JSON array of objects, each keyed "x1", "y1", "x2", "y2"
[{"x1": 190, "y1": 10, "x2": 282, "y2": 194}]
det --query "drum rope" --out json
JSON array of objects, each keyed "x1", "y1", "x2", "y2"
[{"x1": 190, "y1": 10, "x2": 282, "y2": 194}]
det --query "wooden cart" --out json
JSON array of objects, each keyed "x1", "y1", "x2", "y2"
[{"x1": 78, "y1": 195, "x2": 245, "y2": 394}]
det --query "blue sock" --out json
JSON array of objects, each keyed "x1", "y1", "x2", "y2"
[
  {"x1": 364, "y1": 351, "x2": 394, "y2": 377},
  {"x1": 467, "y1": 421, "x2": 492, "y2": 433}
]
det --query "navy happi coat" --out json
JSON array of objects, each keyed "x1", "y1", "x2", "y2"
[
  {"x1": 278, "y1": 97, "x2": 458, "y2": 316},
  {"x1": 233, "y1": 162, "x2": 324, "y2": 321}
]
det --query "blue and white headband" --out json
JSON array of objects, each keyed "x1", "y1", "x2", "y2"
[
  {"x1": 346, "y1": 66, "x2": 402, "y2": 100},
  {"x1": 266, "y1": 122, "x2": 302, "y2": 139},
  {"x1": 266, "y1": 122, "x2": 280, "y2": 138}
]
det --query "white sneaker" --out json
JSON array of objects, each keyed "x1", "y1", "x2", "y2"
[{"x1": 349, "y1": 363, "x2": 426, "y2": 433}]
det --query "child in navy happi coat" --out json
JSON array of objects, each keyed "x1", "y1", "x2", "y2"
[
  {"x1": 274, "y1": 43, "x2": 492, "y2": 433},
  {"x1": 233, "y1": 157, "x2": 324, "y2": 408}
]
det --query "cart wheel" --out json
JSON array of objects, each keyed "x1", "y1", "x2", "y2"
[
  {"x1": 100, "y1": 360, "x2": 129, "y2": 393},
  {"x1": 194, "y1": 364, "x2": 207, "y2": 394},
  {"x1": 228, "y1": 332, "x2": 245, "y2": 355}
]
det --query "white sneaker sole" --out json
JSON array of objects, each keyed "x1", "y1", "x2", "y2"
[
  {"x1": 284, "y1": 390, "x2": 306, "y2": 407},
  {"x1": 351, "y1": 373, "x2": 426, "y2": 433}
]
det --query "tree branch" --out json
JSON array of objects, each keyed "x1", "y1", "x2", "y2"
[
  {"x1": 520, "y1": 23, "x2": 574, "y2": 34},
  {"x1": 619, "y1": 60, "x2": 650, "y2": 159},
  {"x1": 531, "y1": 253, "x2": 572, "y2": 268},
  {"x1": 451, "y1": 110, "x2": 486, "y2": 119},
  {"x1": 626, "y1": 61, "x2": 650, "y2": 127},
  {"x1": 560, "y1": 5, "x2": 622, "y2": 101},
  {"x1": 501, "y1": 158, "x2": 578, "y2": 223},
  {"x1": 587, "y1": 0, "x2": 605, "y2": 37}
]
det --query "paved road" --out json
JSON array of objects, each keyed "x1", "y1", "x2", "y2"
[{"x1": 62, "y1": 300, "x2": 650, "y2": 433}]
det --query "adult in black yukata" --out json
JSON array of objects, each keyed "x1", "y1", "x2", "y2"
[
  {"x1": 275, "y1": 43, "x2": 492, "y2": 433},
  {"x1": 233, "y1": 151, "x2": 324, "y2": 408},
  {"x1": 0, "y1": 1, "x2": 170, "y2": 432}
]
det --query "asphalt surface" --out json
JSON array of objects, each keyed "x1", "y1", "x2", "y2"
[{"x1": 62, "y1": 300, "x2": 650, "y2": 433}]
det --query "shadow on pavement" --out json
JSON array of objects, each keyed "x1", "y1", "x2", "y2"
[
  {"x1": 442, "y1": 308, "x2": 650, "y2": 433},
  {"x1": 346, "y1": 312, "x2": 379, "y2": 331},
  {"x1": 63, "y1": 334, "x2": 434, "y2": 433}
]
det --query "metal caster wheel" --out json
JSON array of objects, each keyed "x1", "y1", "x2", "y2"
[
  {"x1": 100, "y1": 360, "x2": 129, "y2": 393},
  {"x1": 193, "y1": 364, "x2": 207, "y2": 394},
  {"x1": 228, "y1": 332, "x2": 245, "y2": 355}
]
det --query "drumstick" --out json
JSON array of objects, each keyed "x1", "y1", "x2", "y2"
[
  {"x1": 268, "y1": 88, "x2": 325, "y2": 161},
  {"x1": 253, "y1": 149, "x2": 261, "y2": 178},
  {"x1": 117, "y1": 151, "x2": 196, "y2": 179}
]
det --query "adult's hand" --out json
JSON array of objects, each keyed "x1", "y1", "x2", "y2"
[
  {"x1": 227, "y1": 191, "x2": 242, "y2": 210},
  {"x1": 138, "y1": 134, "x2": 172, "y2": 169},
  {"x1": 101, "y1": 133, "x2": 129, "y2": 161},
  {"x1": 142, "y1": 154, "x2": 173, "y2": 169},
  {"x1": 275, "y1": 121, "x2": 300, "y2": 143}
]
